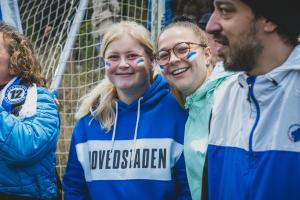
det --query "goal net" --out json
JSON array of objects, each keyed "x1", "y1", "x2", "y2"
[{"x1": 19, "y1": 0, "x2": 149, "y2": 178}]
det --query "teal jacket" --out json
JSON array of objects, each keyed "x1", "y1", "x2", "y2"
[{"x1": 184, "y1": 63, "x2": 233, "y2": 200}]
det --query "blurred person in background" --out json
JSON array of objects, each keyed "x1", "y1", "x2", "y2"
[{"x1": 0, "y1": 22, "x2": 60, "y2": 200}]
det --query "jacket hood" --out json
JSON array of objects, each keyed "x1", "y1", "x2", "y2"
[
  {"x1": 267, "y1": 44, "x2": 300, "y2": 75},
  {"x1": 104, "y1": 74, "x2": 170, "y2": 155},
  {"x1": 238, "y1": 44, "x2": 300, "y2": 86},
  {"x1": 117, "y1": 74, "x2": 169, "y2": 110},
  {"x1": 185, "y1": 62, "x2": 234, "y2": 110},
  {"x1": 280, "y1": 44, "x2": 300, "y2": 70}
]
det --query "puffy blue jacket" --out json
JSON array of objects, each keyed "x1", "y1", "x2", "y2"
[{"x1": 0, "y1": 85, "x2": 60, "y2": 199}]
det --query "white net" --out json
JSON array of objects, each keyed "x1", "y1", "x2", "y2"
[{"x1": 19, "y1": 0, "x2": 149, "y2": 178}]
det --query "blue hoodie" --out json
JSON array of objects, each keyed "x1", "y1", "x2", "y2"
[{"x1": 63, "y1": 75, "x2": 191, "y2": 200}]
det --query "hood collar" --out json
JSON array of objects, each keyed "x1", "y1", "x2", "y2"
[
  {"x1": 90, "y1": 74, "x2": 169, "y2": 161},
  {"x1": 185, "y1": 62, "x2": 234, "y2": 109},
  {"x1": 238, "y1": 44, "x2": 300, "y2": 87}
]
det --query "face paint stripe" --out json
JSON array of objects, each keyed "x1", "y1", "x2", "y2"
[
  {"x1": 186, "y1": 51, "x2": 198, "y2": 61},
  {"x1": 136, "y1": 58, "x2": 144, "y2": 66},
  {"x1": 159, "y1": 65, "x2": 165, "y2": 70},
  {"x1": 105, "y1": 61, "x2": 112, "y2": 68}
]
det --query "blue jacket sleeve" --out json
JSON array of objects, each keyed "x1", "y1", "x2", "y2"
[
  {"x1": 174, "y1": 153, "x2": 192, "y2": 200},
  {"x1": 63, "y1": 123, "x2": 90, "y2": 200},
  {"x1": 0, "y1": 88, "x2": 60, "y2": 165}
]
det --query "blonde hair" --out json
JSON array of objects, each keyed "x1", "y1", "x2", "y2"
[
  {"x1": 76, "y1": 21, "x2": 155, "y2": 131},
  {"x1": 158, "y1": 21, "x2": 208, "y2": 50},
  {"x1": 0, "y1": 23, "x2": 46, "y2": 87},
  {"x1": 157, "y1": 21, "x2": 210, "y2": 107}
]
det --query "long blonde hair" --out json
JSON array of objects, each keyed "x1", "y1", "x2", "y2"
[{"x1": 76, "y1": 21, "x2": 155, "y2": 131}]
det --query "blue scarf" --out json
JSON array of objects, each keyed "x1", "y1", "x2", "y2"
[{"x1": 0, "y1": 77, "x2": 28, "y2": 115}]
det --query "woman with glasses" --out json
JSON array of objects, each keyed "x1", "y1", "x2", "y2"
[
  {"x1": 155, "y1": 20, "x2": 233, "y2": 200},
  {"x1": 63, "y1": 21, "x2": 191, "y2": 200}
]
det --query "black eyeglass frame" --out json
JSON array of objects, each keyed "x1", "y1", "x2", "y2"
[{"x1": 154, "y1": 42, "x2": 207, "y2": 66}]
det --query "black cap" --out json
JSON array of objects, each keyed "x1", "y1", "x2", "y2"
[
  {"x1": 172, "y1": 15, "x2": 196, "y2": 23},
  {"x1": 242, "y1": 0, "x2": 300, "y2": 36}
]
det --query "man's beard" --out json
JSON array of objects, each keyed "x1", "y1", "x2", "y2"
[{"x1": 215, "y1": 22, "x2": 264, "y2": 72}]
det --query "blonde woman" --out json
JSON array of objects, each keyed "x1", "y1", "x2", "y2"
[{"x1": 63, "y1": 21, "x2": 191, "y2": 200}]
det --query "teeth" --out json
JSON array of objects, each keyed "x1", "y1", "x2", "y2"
[{"x1": 171, "y1": 68, "x2": 188, "y2": 75}]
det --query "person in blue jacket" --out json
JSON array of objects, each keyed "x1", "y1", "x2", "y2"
[
  {"x1": 0, "y1": 23, "x2": 60, "y2": 199},
  {"x1": 63, "y1": 21, "x2": 191, "y2": 200}
]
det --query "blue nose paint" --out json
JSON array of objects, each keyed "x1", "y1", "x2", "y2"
[
  {"x1": 136, "y1": 58, "x2": 144, "y2": 66},
  {"x1": 186, "y1": 51, "x2": 198, "y2": 61}
]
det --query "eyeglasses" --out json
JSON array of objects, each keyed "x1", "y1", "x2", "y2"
[{"x1": 155, "y1": 42, "x2": 207, "y2": 66}]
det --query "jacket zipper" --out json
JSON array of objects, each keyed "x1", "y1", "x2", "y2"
[
  {"x1": 246, "y1": 76, "x2": 260, "y2": 153},
  {"x1": 246, "y1": 76, "x2": 261, "y2": 200}
]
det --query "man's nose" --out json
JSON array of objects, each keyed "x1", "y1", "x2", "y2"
[{"x1": 205, "y1": 11, "x2": 222, "y2": 35}]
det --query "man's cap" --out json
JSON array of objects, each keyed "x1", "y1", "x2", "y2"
[{"x1": 242, "y1": 0, "x2": 300, "y2": 36}]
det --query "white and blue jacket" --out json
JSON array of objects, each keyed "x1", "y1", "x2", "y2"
[
  {"x1": 0, "y1": 77, "x2": 60, "y2": 199},
  {"x1": 208, "y1": 45, "x2": 300, "y2": 200},
  {"x1": 63, "y1": 75, "x2": 191, "y2": 200}
]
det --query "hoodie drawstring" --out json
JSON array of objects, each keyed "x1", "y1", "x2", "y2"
[
  {"x1": 131, "y1": 97, "x2": 143, "y2": 162},
  {"x1": 88, "y1": 106, "x2": 97, "y2": 126},
  {"x1": 111, "y1": 101, "x2": 118, "y2": 151},
  {"x1": 109, "y1": 98, "x2": 142, "y2": 164}
]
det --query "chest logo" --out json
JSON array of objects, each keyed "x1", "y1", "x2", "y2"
[
  {"x1": 4, "y1": 85, "x2": 27, "y2": 104},
  {"x1": 288, "y1": 124, "x2": 300, "y2": 142}
]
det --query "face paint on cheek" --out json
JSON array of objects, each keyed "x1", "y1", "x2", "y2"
[
  {"x1": 105, "y1": 60, "x2": 112, "y2": 68},
  {"x1": 186, "y1": 51, "x2": 198, "y2": 62},
  {"x1": 159, "y1": 65, "x2": 165, "y2": 72},
  {"x1": 135, "y1": 58, "x2": 145, "y2": 67}
]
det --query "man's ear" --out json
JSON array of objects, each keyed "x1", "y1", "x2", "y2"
[
  {"x1": 263, "y1": 19, "x2": 278, "y2": 33},
  {"x1": 204, "y1": 47, "x2": 212, "y2": 67}
]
